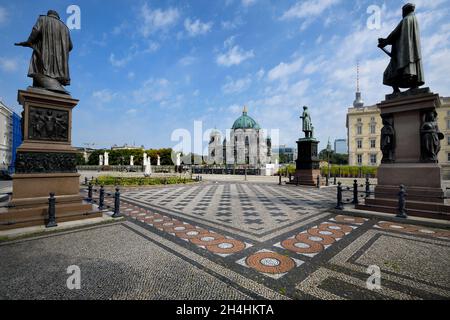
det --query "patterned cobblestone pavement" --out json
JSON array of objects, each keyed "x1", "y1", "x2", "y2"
[{"x1": 1, "y1": 182, "x2": 449, "y2": 300}]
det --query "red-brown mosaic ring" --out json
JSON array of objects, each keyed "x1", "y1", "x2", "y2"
[
  {"x1": 334, "y1": 215, "x2": 365, "y2": 225},
  {"x1": 153, "y1": 218, "x2": 179, "y2": 228},
  {"x1": 318, "y1": 223, "x2": 353, "y2": 235},
  {"x1": 246, "y1": 252, "x2": 295, "y2": 274},
  {"x1": 163, "y1": 223, "x2": 196, "y2": 234},
  {"x1": 175, "y1": 228, "x2": 210, "y2": 239},
  {"x1": 304, "y1": 228, "x2": 337, "y2": 245},
  {"x1": 146, "y1": 216, "x2": 172, "y2": 226},
  {"x1": 281, "y1": 237, "x2": 324, "y2": 254},
  {"x1": 435, "y1": 230, "x2": 450, "y2": 238},
  {"x1": 205, "y1": 239, "x2": 246, "y2": 254},
  {"x1": 377, "y1": 221, "x2": 417, "y2": 233},
  {"x1": 307, "y1": 226, "x2": 344, "y2": 240},
  {"x1": 143, "y1": 214, "x2": 164, "y2": 222},
  {"x1": 189, "y1": 232, "x2": 226, "y2": 246}
]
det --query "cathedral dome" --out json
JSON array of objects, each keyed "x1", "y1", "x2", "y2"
[{"x1": 232, "y1": 106, "x2": 261, "y2": 130}]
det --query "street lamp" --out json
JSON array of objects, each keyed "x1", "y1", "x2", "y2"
[{"x1": 326, "y1": 139, "x2": 332, "y2": 186}]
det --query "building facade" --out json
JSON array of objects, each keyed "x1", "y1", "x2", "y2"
[
  {"x1": 274, "y1": 145, "x2": 297, "y2": 164},
  {"x1": 208, "y1": 106, "x2": 271, "y2": 166},
  {"x1": 0, "y1": 101, "x2": 13, "y2": 170},
  {"x1": 437, "y1": 97, "x2": 450, "y2": 179},
  {"x1": 347, "y1": 96, "x2": 450, "y2": 174},
  {"x1": 347, "y1": 105, "x2": 383, "y2": 166}
]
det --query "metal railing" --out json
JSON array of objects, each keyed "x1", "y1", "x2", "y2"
[
  {"x1": 85, "y1": 183, "x2": 122, "y2": 219},
  {"x1": 334, "y1": 178, "x2": 409, "y2": 218}
]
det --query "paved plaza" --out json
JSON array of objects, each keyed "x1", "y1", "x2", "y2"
[{"x1": 1, "y1": 181, "x2": 450, "y2": 300}]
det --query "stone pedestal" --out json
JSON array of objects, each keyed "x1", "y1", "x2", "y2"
[
  {"x1": 292, "y1": 138, "x2": 321, "y2": 186},
  {"x1": 0, "y1": 88, "x2": 99, "y2": 230},
  {"x1": 357, "y1": 90, "x2": 450, "y2": 220}
]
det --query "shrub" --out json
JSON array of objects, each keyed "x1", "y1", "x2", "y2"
[{"x1": 94, "y1": 176, "x2": 195, "y2": 186}]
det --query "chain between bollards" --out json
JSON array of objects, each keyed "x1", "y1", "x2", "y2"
[{"x1": 46, "y1": 193, "x2": 57, "y2": 228}]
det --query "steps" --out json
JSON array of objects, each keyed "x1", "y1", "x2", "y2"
[
  {"x1": 0, "y1": 201, "x2": 102, "y2": 231},
  {"x1": 357, "y1": 198, "x2": 450, "y2": 221}
]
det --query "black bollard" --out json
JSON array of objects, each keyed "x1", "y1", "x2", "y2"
[
  {"x1": 296, "y1": 176, "x2": 299, "y2": 186},
  {"x1": 335, "y1": 182, "x2": 344, "y2": 210},
  {"x1": 84, "y1": 177, "x2": 88, "y2": 185},
  {"x1": 87, "y1": 183, "x2": 93, "y2": 202},
  {"x1": 279, "y1": 173, "x2": 282, "y2": 186},
  {"x1": 326, "y1": 175, "x2": 329, "y2": 186},
  {"x1": 316, "y1": 175, "x2": 320, "y2": 188},
  {"x1": 396, "y1": 185, "x2": 408, "y2": 218},
  {"x1": 46, "y1": 193, "x2": 57, "y2": 228},
  {"x1": 333, "y1": 175, "x2": 337, "y2": 185},
  {"x1": 99, "y1": 185, "x2": 105, "y2": 210},
  {"x1": 112, "y1": 187, "x2": 122, "y2": 218},
  {"x1": 365, "y1": 177, "x2": 370, "y2": 198},
  {"x1": 352, "y1": 180, "x2": 359, "y2": 205}
]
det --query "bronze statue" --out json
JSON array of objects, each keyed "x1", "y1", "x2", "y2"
[
  {"x1": 421, "y1": 110, "x2": 444, "y2": 163},
  {"x1": 381, "y1": 115, "x2": 395, "y2": 163},
  {"x1": 378, "y1": 3, "x2": 424, "y2": 93},
  {"x1": 15, "y1": 10, "x2": 73, "y2": 94},
  {"x1": 300, "y1": 106, "x2": 313, "y2": 139}
]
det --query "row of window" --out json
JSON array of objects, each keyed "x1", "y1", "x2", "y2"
[
  {"x1": 356, "y1": 138, "x2": 377, "y2": 149},
  {"x1": 356, "y1": 123, "x2": 377, "y2": 135},
  {"x1": 356, "y1": 154, "x2": 378, "y2": 165}
]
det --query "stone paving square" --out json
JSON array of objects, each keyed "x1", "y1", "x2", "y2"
[{"x1": 2, "y1": 182, "x2": 450, "y2": 300}]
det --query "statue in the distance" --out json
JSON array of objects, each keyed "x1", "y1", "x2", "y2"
[
  {"x1": 300, "y1": 106, "x2": 313, "y2": 139},
  {"x1": 378, "y1": 3, "x2": 424, "y2": 94},
  {"x1": 15, "y1": 10, "x2": 73, "y2": 95}
]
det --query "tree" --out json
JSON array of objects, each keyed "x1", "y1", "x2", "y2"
[{"x1": 318, "y1": 149, "x2": 349, "y2": 165}]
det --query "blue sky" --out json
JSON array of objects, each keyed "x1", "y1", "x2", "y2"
[{"x1": 0, "y1": 0, "x2": 449, "y2": 153}]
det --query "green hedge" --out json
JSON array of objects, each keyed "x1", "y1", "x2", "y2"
[
  {"x1": 322, "y1": 165, "x2": 378, "y2": 177},
  {"x1": 94, "y1": 176, "x2": 195, "y2": 186},
  {"x1": 277, "y1": 164, "x2": 296, "y2": 175}
]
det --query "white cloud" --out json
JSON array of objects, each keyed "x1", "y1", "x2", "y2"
[
  {"x1": 222, "y1": 76, "x2": 252, "y2": 94},
  {"x1": 92, "y1": 89, "x2": 118, "y2": 104},
  {"x1": 132, "y1": 78, "x2": 171, "y2": 105},
  {"x1": 0, "y1": 57, "x2": 18, "y2": 72},
  {"x1": 0, "y1": 6, "x2": 8, "y2": 25},
  {"x1": 179, "y1": 56, "x2": 197, "y2": 66},
  {"x1": 281, "y1": 0, "x2": 340, "y2": 20},
  {"x1": 109, "y1": 53, "x2": 133, "y2": 68},
  {"x1": 221, "y1": 16, "x2": 244, "y2": 30},
  {"x1": 139, "y1": 3, "x2": 180, "y2": 37},
  {"x1": 216, "y1": 45, "x2": 254, "y2": 67},
  {"x1": 267, "y1": 57, "x2": 304, "y2": 81},
  {"x1": 145, "y1": 41, "x2": 160, "y2": 53},
  {"x1": 184, "y1": 18, "x2": 213, "y2": 37},
  {"x1": 242, "y1": 0, "x2": 257, "y2": 7}
]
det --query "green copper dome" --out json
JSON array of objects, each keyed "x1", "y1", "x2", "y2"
[{"x1": 232, "y1": 106, "x2": 261, "y2": 130}]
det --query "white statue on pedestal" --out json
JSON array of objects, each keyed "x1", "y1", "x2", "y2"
[
  {"x1": 104, "y1": 152, "x2": 109, "y2": 166},
  {"x1": 130, "y1": 155, "x2": 134, "y2": 166},
  {"x1": 99, "y1": 155, "x2": 103, "y2": 166},
  {"x1": 157, "y1": 155, "x2": 161, "y2": 166},
  {"x1": 143, "y1": 153, "x2": 151, "y2": 175},
  {"x1": 176, "y1": 153, "x2": 181, "y2": 166}
]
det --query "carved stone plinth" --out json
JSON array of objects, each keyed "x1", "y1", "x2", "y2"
[
  {"x1": 357, "y1": 90, "x2": 450, "y2": 220},
  {"x1": 290, "y1": 138, "x2": 322, "y2": 186},
  {"x1": 0, "y1": 88, "x2": 100, "y2": 230}
]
